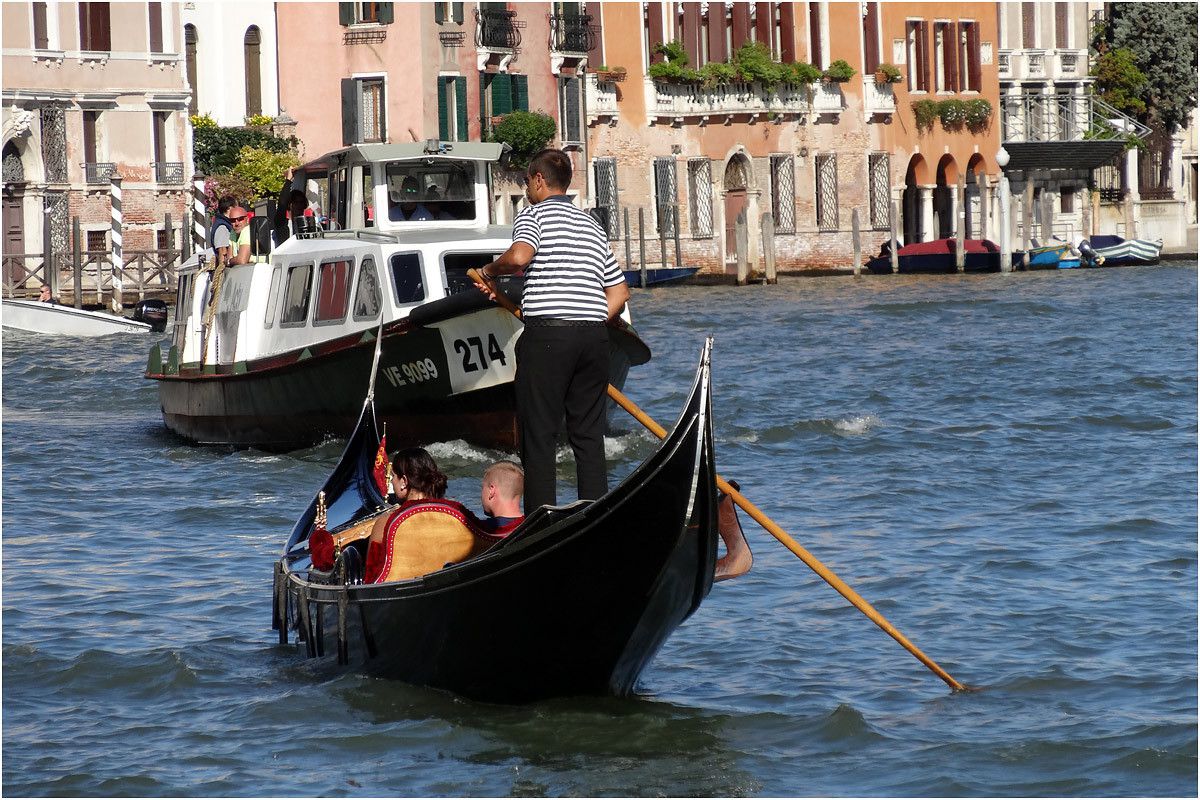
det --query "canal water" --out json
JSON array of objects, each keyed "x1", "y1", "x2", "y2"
[{"x1": 3, "y1": 263, "x2": 1196, "y2": 796}]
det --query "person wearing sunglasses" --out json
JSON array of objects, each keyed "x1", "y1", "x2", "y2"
[
  {"x1": 476, "y1": 148, "x2": 630, "y2": 512},
  {"x1": 227, "y1": 206, "x2": 253, "y2": 266}
]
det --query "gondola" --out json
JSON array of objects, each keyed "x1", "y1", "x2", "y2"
[{"x1": 272, "y1": 339, "x2": 719, "y2": 703}]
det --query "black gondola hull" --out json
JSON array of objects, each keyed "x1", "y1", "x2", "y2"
[{"x1": 275, "y1": 342, "x2": 718, "y2": 702}]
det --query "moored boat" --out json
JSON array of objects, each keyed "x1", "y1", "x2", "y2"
[
  {"x1": 1086, "y1": 234, "x2": 1164, "y2": 266},
  {"x1": 272, "y1": 340, "x2": 719, "y2": 702},
  {"x1": 3, "y1": 298, "x2": 165, "y2": 336},
  {"x1": 144, "y1": 142, "x2": 650, "y2": 451},
  {"x1": 623, "y1": 266, "x2": 701, "y2": 287},
  {"x1": 865, "y1": 238, "x2": 1018, "y2": 274}
]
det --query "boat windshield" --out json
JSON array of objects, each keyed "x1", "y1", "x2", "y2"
[{"x1": 385, "y1": 161, "x2": 476, "y2": 223}]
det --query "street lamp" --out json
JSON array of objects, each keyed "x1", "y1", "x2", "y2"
[{"x1": 996, "y1": 147, "x2": 1012, "y2": 273}]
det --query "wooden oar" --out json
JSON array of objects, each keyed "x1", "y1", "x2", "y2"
[{"x1": 468, "y1": 269, "x2": 968, "y2": 692}]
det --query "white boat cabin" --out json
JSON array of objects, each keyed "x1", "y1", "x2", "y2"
[{"x1": 172, "y1": 142, "x2": 516, "y2": 368}]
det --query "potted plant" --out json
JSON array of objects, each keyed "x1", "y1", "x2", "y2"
[
  {"x1": 593, "y1": 65, "x2": 627, "y2": 83},
  {"x1": 912, "y1": 98, "x2": 939, "y2": 131},
  {"x1": 937, "y1": 98, "x2": 967, "y2": 130},
  {"x1": 821, "y1": 59, "x2": 856, "y2": 83},
  {"x1": 874, "y1": 63, "x2": 902, "y2": 84},
  {"x1": 964, "y1": 98, "x2": 992, "y2": 132}
]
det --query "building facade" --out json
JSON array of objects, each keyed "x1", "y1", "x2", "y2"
[
  {"x1": 181, "y1": 1, "x2": 280, "y2": 126},
  {"x1": 275, "y1": 1, "x2": 591, "y2": 212},
  {"x1": 584, "y1": 1, "x2": 1003, "y2": 274},
  {"x1": 2, "y1": 1, "x2": 191, "y2": 290}
]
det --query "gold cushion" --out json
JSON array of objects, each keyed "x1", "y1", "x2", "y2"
[{"x1": 375, "y1": 502, "x2": 489, "y2": 583}]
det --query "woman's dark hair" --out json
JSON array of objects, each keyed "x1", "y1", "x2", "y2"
[
  {"x1": 527, "y1": 148, "x2": 572, "y2": 191},
  {"x1": 390, "y1": 447, "x2": 447, "y2": 498}
]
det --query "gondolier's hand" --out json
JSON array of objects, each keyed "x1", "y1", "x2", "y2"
[{"x1": 474, "y1": 266, "x2": 498, "y2": 302}]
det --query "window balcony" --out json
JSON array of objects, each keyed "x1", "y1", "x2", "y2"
[
  {"x1": 864, "y1": 81, "x2": 896, "y2": 118},
  {"x1": 998, "y1": 50, "x2": 1013, "y2": 80},
  {"x1": 1054, "y1": 49, "x2": 1087, "y2": 80},
  {"x1": 645, "y1": 78, "x2": 832, "y2": 125},
  {"x1": 154, "y1": 161, "x2": 184, "y2": 185},
  {"x1": 585, "y1": 73, "x2": 619, "y2": 125},
  {"x1": 549, "y1": 13, "x2": 595, "y2": 55},
  {"x1": 475, "y1": 8, "x2": 520, "y2": 51},
  {"x1": 84, "y1": 162, "x2": 116, "y2": 184}
]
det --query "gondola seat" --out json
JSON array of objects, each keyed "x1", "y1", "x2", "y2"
[{"x1": 369, "y1": 501, "x2": 495, "y2": 583}]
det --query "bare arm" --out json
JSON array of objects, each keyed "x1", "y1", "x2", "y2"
[
  {"x1": 231, "y1": 240, "x2": 252, "y2": 266},
  {"x1": 605, "y1": 281, "x2": 630, "y2": 320},
  {"x1": 481, "y1": 241, "x2": 536, "y2": 278}
]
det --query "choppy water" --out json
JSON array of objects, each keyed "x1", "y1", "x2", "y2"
[{"x1": 3, "y1": 264, "x2": 1196, "y2": 797}]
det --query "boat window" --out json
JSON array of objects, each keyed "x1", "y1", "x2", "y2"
[
  {"x1": 315, "y1": 259, "x2": 353, "y2": 325},
  {"x1": 330, "y1": 167, "x2": 349, "y2": 230},
  {"x1": 362, "y1": 167, "x2": 375, "y2": 228},
  {"x1": 280, "y1": 263, "x2": 313, "y2": 326},
  {"x1": 443, "y1": 251, "x2": 503, "y2": 296},
  {"x1": 384, "y1": 160, "x2": 475, "y2": 222},
  {"x1": 263, "y1": 266, "x2": 281, "y2": 328},
  {"x1": 390, "y1": 252, "x2": 425, "y2": 305},
  {"x1": 353, "y1": 257, "x2": 382, "y2": 320}
]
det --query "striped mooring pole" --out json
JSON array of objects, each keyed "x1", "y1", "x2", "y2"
[
  {"x1": 192, "y1": 175, "x2": 207, "y2": 252},
  {"x1": 109, "y1": 172, "x2": 123, "y2": 313}
]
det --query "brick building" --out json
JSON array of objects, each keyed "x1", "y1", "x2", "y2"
[{"x1": 2, "y1": 1, "x2": 191, "y2": 290}]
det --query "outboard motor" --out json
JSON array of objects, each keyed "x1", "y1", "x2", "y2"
[
  {"x1": 132, "y1": 298, "x2": 169, "y2": 332},
  {"x1": 1076, "y1": 238, "x2": 1104, "y2": 267}
]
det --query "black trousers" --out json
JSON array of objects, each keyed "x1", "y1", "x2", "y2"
[{"x1": 515, "y1": 324, "x2": 610, "y2": 510}]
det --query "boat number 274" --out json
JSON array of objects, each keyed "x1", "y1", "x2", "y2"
[{"x1": 453, "y1": 334, "x2": 508, "y2": 373}]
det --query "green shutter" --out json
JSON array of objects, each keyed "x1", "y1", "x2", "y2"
[
  {"x1": 438, "y1": 77, "x2": 449, "y2": 140},
  {"x1": 341, "y1": 78, "x2": 358, "y2": 145},
  {"x1": 456, "y1": 76, "x2": 468, "y2": 141},
  {"x1": 338, "y1": 2, "x2": 354, "y2": 25},
  {"x1": 435, "y1": 3, "x2": 444, "y2": 23},
  {"x1": 378, "y1": 2, "x2": 393, "y2": 24},
  {"x1": 513, "y1": 74, "x2": 528, "y2": 112},
  {"x1": 452, "y1": 2, "x2": 464, "y2": 24},
  {"x1": 492, "y1": 74, "x2": 512, "y2": 116}
]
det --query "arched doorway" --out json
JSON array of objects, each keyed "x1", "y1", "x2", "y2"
[
  {"x1": 934, "y1": 155, "x2": 958, "y2": 239},
  {"x1": 723, "y1": 153, "x2": 751, "y2": 272},
  {"x1": 3, "y1": 141, "x2": 26, "y2": 284},
  {"x1": 902, "y1": 155, "x2": 928, "y2": 245}
]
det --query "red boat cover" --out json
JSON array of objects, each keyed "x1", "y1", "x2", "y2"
[{"x1": 898, "y1": 238, "x2": 999, "y2": 255}]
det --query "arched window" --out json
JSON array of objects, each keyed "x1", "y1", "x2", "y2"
[
  {"x1": 244, "y1": 26, "x2": 262, "y2": 118},
  {"x1": 184, "y1": 24, "x2": 198, "y2": 115}
]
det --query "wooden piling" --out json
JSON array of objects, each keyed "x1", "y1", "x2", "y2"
[
  {"x1": 658, "y1": 210, "x2": 668, "y2": 272},
  {"x1": 976, "y1": 170, "x2": 988, "y2": 241},
  {"x1": 1123, "y1": 193, "x2": 1136, "y2": 240},
  {"x1": 72, "y1": 216, "x2": 82, "y2": 308},
  {"x1": 851, "y1": 208, "x2": 861, "y2": 277},
  {"x1": 955, "y1": 176, "x2": 966, "y2": 273},
  {"x1": 761, "y1": 212, "x2": 777, "y2": 284},
  {"x1": 1022, "y1": 182, "x2": 1034, "y2": 268},
  {"x1": 623, "y1": 207, "x2": 632, "y2": 276},
  {"x1": 889, "y1": 200, "x2": 899, "y2": 274},
  {"x1": 637, "y1": 208, "x2": 647, "y2": 289},
  {"x1": 735, "y1": 210, "x2": 749, "y2": 285},
  {"x1": 673, "y1": 207, "x2": 682, "y2": 268},
  {"x1": 1040, "y1": 191, "x2": 1054, "y2": 244},
  {"x1": 41, "y1": 208, "x2": 54, "y2": 295}
]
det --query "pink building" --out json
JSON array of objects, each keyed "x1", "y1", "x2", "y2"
[{"x1": 276, "y1": 2, "x2": 593, "y2": 222}]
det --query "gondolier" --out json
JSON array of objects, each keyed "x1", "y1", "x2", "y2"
[{"x1": 478, "y1": 148, "x2": 631, "y2": 510}]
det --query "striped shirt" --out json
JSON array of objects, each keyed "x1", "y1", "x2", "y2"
[{"x1": 512, "y1": 195, "x2": 624, "y2": 322}]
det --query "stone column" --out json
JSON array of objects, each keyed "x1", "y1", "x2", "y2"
[{"x1": 919, "y1": 186, "x2": 934, "y2": 243}]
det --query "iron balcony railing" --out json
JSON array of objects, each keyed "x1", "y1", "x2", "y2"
[
  {"x1": 1001, "y1": 93, "x2": 1150, "y2": 144},
  {"x1": 84, "y1": 162, "x2": 116, "y2": 184},
  {"x1": 549, "y1": 13, "x2": 595, "y2": 54},
  {"x1": 154, "y1": 161, "x2": 185, "y2": 185},
  {"x1": 476, "y1": 8, "x2": 520, "y2": 50}
]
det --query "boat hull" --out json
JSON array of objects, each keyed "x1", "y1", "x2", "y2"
[
  {"x1": 152, "y1": 305, "x2": 644, "y2": 451},
  {"x1": 274, "y1": 343, "x2": 718, "y2": 702},
  {"x1": 865, "y1": 251, "x2": 1015, "y2": 274},
  {"x1": 2, "y1": 299, "x2": 151, "y2": 336},
  {"x1": 1089, "y1": 236, "x2": 1163, "y2": 266},
  {"x1": 623, "y1": 267, "x2": 701, "y2": 286}
]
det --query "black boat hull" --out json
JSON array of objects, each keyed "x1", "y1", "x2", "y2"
[{"x1": 274, "y1": 343, "x2": 718, "y2": 702}]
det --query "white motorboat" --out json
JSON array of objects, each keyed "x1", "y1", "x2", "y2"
[{"x1": 2, "y1": 299, "x2": 154, "y2": 336}]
